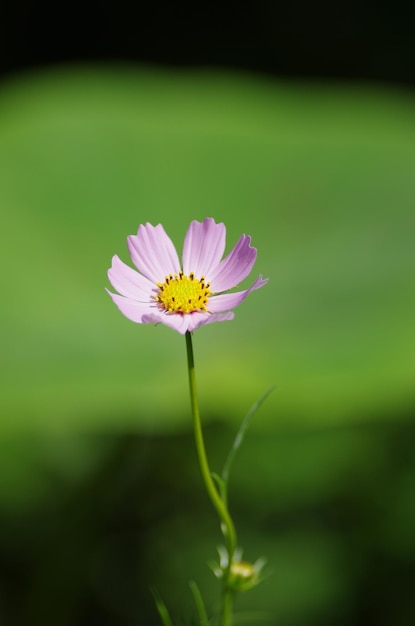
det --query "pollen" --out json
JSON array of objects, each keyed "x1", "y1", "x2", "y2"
[{"x1": 155, "y1": 271, "x2": 212, "y2": 314}]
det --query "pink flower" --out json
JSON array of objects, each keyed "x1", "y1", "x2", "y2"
[{"x1": 107, "y1": 218, "x2": 267, "y2": 334}]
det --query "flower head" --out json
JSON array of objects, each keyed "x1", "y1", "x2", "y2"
[{"x1": 107, "y1": 217, "x2": 267, "y2": 334}]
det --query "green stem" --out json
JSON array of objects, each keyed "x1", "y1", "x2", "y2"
[
  {"x1": 221, "y1": 588, "x2": 234, "y2": 626},
  {"x1": 185, "y1": 331, "x2": 237, "y2": 626}
]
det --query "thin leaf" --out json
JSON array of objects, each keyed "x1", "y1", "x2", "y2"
[
  {"x1": 151, "y1": 587, "x2": 175, "y2": 626},
  {"x1": 189, "y1": 580, "x2": 210, "y2": 626},
  {"x1": 222, "y1": 386, "x2": 276, "y2": 489},
  {"x1": 211, "y1": 472, "x2": 226, "y2": 502}
]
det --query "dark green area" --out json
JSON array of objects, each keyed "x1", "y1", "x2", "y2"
[{"x1": 1, "y1": 419, "x2": 414, "y2": 625}]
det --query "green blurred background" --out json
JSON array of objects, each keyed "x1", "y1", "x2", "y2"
[{"x1": 0, "y1": 65, "x2": 414, "y2": 625}]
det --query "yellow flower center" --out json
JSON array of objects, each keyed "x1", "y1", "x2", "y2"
[{"x1": 155, "y1": 271, "x2": 212, "y2": 314}]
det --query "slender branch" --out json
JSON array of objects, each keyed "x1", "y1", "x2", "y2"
[
  {"x1": 185, "y1": 332, "x2": 237, "y2": 558},
  {"x1": 185, "y1": 331, "x2": 236, "y2": 626}
]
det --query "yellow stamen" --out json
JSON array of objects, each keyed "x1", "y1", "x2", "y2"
[{"x1": 155, "y1": 271, "x2": 212, "y2": 314}]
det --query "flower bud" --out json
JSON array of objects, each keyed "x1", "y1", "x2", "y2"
[
  {"x1": 228, "y1": 560, "x2": 259, "y2": 592},
  {"x1": 210, "y1": 546, "x2": 267, "y2": 592}
]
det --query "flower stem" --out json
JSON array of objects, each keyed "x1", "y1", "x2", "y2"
[
  {"x1": 221, "y1": 588, "x2": 234, "y2": 626},
  {"x1": 185, "y1": 331, "x2": 237, "y2": 626}
]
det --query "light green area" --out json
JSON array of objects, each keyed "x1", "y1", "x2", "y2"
[{"x1": 0, "y1": 66, "x2": 414, "y2": 435}]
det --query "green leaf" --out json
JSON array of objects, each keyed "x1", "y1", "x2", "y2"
[
  {"x1": 189, "y1": 581, "x2": 211, "y2": 626},
  {"x1": 222, "y1": 386, "x2": 276, "y2": 491},
  {"x1": 211, "y1": 472, "x2": 227, "y2": 502},
  {"x1": 151, "y1": 588, "x2": 175, "y2": 626}
]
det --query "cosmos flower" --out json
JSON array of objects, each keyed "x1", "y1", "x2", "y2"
[{"x1": 107, "y1": 217, "x2": 267, "y2": 334}]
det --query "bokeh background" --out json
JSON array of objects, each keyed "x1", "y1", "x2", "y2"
[{"x1": 1, "y1": 3, "x2": 415, "y2": 625}]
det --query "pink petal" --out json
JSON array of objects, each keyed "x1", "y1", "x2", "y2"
[
  {"x1": 143, "y1": 312, "x2": 192, "y2": 334},
  {"x1": 208, "y1": 275, "x2": 268, "y2": 313},
  {"x1": 106, "y1": 290, "x2": 154, "y2": 323},
  {"x1": 208, "y1": 235, "x2": 257, "y2": 293},
  {"x1": 142, "y1": 310, "x2": 235, "y2": 334},
  {"x1": 187, "y1": 311, "x2": 235, "y2": 332},
  {"x1": 182, "y1": 218, "x2": 226, "y2": 278},
  {"x1": 127, "y1": 223, "x2": 180, "y2": 283},
  {"x1": 108, "y1": 255, "x2": 154, "y2": 300}
]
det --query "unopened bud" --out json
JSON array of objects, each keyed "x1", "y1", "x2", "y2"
[
  {"x1": 227, "y1": 558, "x2": 266, "y2": 592},
  {"x1": 210, "y1": 547, "x2": 267, "y2": 592}
]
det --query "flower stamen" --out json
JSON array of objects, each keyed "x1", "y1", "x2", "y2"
[{"x1": 155, "y1": 271, "x2": 212, "y2": 314}]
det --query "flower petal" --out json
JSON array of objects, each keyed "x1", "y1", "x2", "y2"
[
  {"x1": 108, "y1": 255, "x2": 154, "y2": 300},
  {"x1": 209, "y1": 235, "x2": 257, "y2": 293},
  {"x1": 127, "y1": 223, "x2": 180, "y2": 283},
  {"x1": 106, "y1": 290, "x2": 154, "y2": 323},
  {"x1": 187, "y1": 311, "x2": 235, "y2": 332},
  {"x1": 182, "y1": 218, "x2": 226, "y2": 278},
  {"x1": 140, "y1": 310, "x2": 234, "y2": 334},
  {"x1": 208, "y1": 275, "x2": 268, "y2": 312},
  {"x1": 141, "y1": 311, "x2": 192, "y2": 334}
]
